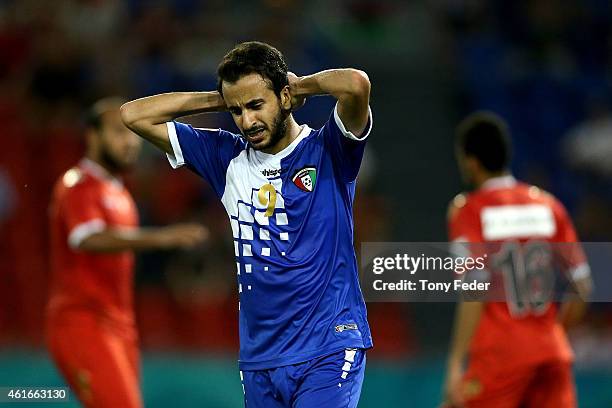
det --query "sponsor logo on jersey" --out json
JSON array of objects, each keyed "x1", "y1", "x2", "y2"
[
  {"x1": 481, "y1": 204, "x2": 555, "y2": 240},
  {"x1": 292, "y1": 166, "x2": 317, "y2": 192},
  {"x1": 261, "y1": 168, "x2": 283, "y2": 177},
  {"x1": 335, "y1": 323, "x2": 358, "y2": 333}
]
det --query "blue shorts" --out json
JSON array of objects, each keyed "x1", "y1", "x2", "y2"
[{"x1": 240, "y1": 348, "x2": 366, "y2": 408}]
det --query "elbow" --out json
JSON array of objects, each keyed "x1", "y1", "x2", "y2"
[
  {"x1": 349, "y1": 69, "x2": 371, "y2": 98},
  {"x1": 120, "y1": 102, "x2": 138, "y2": 130}
]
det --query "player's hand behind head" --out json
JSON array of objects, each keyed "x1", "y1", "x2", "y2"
[
  {"x1": 158, "y1": 223, "x2": 209, "y2": 249},
  {"x1": 287, "y1": 72, "x2": 306, "y2": 111}
]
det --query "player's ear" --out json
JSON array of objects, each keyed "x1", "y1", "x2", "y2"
[
  {"x1": 464, "y1": 155, "x2": 479, "y2": 172},
  {"x1": 280, "y1": 85, "x2": 292, "y2": 111},
  {"x1": 464, "y1": 155, "x2": 487, "y2": 185}
]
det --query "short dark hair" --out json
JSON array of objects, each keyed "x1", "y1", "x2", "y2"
[
  {"x1": 217, "y1": 41, "x2": 288, "y2": 96},
  {"x1": 456, "y1": 111, "x2": 512, "y2": 172},
  {"x1": 86, "y1": 97, "x2": 126, "y2": 131}
]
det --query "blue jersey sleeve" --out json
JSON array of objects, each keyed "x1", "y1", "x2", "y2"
[
  {"x1": 165, "y1": 121, "x2": 246, "y2": 198},
  {"x1": 322, "y1": 103, "x2": 373, "y2": 182}
]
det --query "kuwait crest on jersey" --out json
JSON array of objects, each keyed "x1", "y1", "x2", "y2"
[{"x1": 292, "y1": 166, "x2": 317, "y2": 192}]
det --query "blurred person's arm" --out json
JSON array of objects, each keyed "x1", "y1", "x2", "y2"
[
  {"x1": 444, "y1": 196, "x2": 483, "y2": 407},
  {"x1": 75, "y1": 223, "x2": 207, "y2": 253},
  {"x1": 443, "y1": 301, "x2": 483, "y2": 408},
  {"x1": 559, "y1": 269, "x2": 592, "y2": 329},
  {"x1": 288, "y1": 69, "x2": 371, "y2": 136},
  {"x1": 552, "y1": 198, "x2": 593, "y2": 329},
  {"x1": 120, "y1": 92, "x2": 227, "y2": 153}
]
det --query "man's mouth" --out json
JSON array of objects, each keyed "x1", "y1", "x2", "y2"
[{"x1": 246, "y1": 128, "x2": 266, "y2": 143}]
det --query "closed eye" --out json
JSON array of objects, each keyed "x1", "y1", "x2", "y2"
[
  {"x1": 228, "y1": 99, "x2": 264, "y2": 115},
  {"x1": 246, "y1": 99, "x2": 265, "y2": 110}
]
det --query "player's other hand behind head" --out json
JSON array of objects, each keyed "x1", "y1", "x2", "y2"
[
  {"x1": 287, "y1": 72, "x2": 306, "y2": 111},
  {"x1": 157, "y1": 223, "x2": 209, "y2": 249}
]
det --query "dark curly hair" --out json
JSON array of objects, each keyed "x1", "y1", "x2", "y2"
[{"x1": 217, "y1": 41, "x2": 288, "y2": 97}]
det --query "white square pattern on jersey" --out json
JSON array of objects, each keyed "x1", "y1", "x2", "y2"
[
  {"x1": 228, "y1": 177, "x2": 292, "y2": 291},
  {"x1": 237, "y1": 185, "x2": 290, "y2": 255}
]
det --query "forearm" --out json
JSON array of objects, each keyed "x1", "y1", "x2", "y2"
[
  {"x1": 447, "y1": 301, "x2": 484, "y2": 369},
  {"x1": 78, "y1": 228, "x2": 170, "y2": 253},
  {"x1": 292, "y1": 69, "x2": 370, "y2": 100},
  {"x1": 559, "y1": 299, "x2": 588, "y2": 329},
  {"x1": 121, "y1": 92, "x2": 226, "y2": 125},
  {"x1": 292, "y1": 69, "x2": 370, "y2": 136},
  {"x1": 559, "y1": 276, "x2": 592, "y2": 328},
  {"x1": 120, "y1": 92, "x2": 226, "y2": 153}
]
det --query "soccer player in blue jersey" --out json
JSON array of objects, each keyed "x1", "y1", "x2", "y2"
[{"x1": 121, "y1": 41, "x2": 373, "y2": 407}]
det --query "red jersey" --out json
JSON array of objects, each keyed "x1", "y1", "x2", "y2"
[
  {"x1": 448, "y1": 175, "x2": 588, "y2": 369},
  {"x1": 47, "y1": 159, "x2": 138, "y2": 326}
]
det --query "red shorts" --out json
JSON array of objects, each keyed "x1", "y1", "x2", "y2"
[
  {"x1": 462, "y1": 359, "x2": 576, "y2": 408},
  {"x1": 46, "y1": 310, "x2": 142, "y2": 408}
]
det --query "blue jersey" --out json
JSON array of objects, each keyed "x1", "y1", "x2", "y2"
[{"x1": 166, "y1": 104, "x2": 373, "y2": 370}]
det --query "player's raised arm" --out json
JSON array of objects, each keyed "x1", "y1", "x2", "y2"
[
  {"x1": 289, "y1": 69, "x2": 371, "y2": 137},
  {"x1": 120, "y1": 92, "x2": 227, "y2": 153}
]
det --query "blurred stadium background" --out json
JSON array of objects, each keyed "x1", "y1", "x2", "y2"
[{"x1": 1, "y1": 0, "x2": 611, "y2": 406}]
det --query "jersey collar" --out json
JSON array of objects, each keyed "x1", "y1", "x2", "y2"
[
  {"x1": 481, "y1": 174, "x2": 516, "y2": 190},
  {"x1": 80, "y1": 158, "x2": 123, "y2": 187}
]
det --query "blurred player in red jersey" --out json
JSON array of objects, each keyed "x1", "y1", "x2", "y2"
[
  {"x1": 46, "y1": 97, "x2": 207, "y2": 408},
  {"x1": 442, "y1": 112, "x2": 592, "y2": 408}
]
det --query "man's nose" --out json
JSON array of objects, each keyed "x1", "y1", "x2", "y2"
[{"x1": 242, "y1": 110, "x2": 257, "y2": 129}]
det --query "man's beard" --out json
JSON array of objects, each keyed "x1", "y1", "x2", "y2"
[
  {"x1": 244, "y1": 106, "x2": 289, "y2": 150},
  {"x1": 267, "y1": 109, "x2": 288, "y2": 148},
  {"x1": 99, "y1": 147, "x2": 126, "y2": 173}
]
